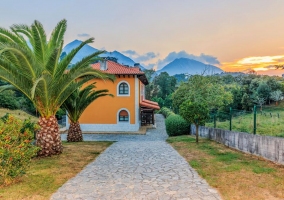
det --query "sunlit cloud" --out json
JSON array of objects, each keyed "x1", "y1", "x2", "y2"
[
  {"x1": 238, "y1": 56, "x2": 284, "y2": 65},
  {"x1": 253, "y1": 67, "x2": 269, "y2": 71},
  {"x1": 221, "y1": 55, "x2": 284, "y2": 76}
]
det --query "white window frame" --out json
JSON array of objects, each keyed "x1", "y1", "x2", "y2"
[
  {"x1": 117, "y1": 81, "x2": 130, "y2": 97},
  {"x1": 117, "y1": 108, "x2": 130, "y2": 123}
]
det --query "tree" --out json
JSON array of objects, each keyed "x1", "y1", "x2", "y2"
[
  {"x1": 153, "y1": 72, "x2": 176, "y2": 99},
  {"x1": 257, "y1": 82, "x2": 271, "y2": 103},
  {"x1": 63, "y1": 83, "x2": 112, "y2": 142},
  {"x1": 270, "y1": 90, "x2": 283, "y2": 106},
  {"x1": 179, "y1": 101, "x2": 209, "y2": 143},
  {"x1": 266, "y1": 77, "x2": 281, "y2": 91},
  {"x1": 172, "y1": 75, "x2": 233, "y2": 112},
  {"x1": 0, "y1": 20, "x2": 113, "y2": 156},
  {"x1": 144, "y1": 69, "x2": 155, "y2": 99},
  {"x1": 146, "y1": 71, "x2": 177, "y2": 108},
  {"x1": 241, "y1": 93, "x2": 253, "y2": 111},
  {"x1": 229, "y1": 85, "x2": 243, "y2": 110},
  {"x1": 252, "y1": 94, "x2": 266, "y2": 111}
]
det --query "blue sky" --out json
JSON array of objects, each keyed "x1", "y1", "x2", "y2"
[{"x1": 2, "y1": 0, "x2": 284, "y2": 74}]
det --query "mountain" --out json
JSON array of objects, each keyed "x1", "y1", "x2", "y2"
[
  {"x1": 62, "y1": 40, "x2": 145, "y2": 70},
  {"x1": 156, "y1": 58, "x2": 223, "y2": 76}
]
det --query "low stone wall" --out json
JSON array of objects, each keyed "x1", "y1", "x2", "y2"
[{"x1": 191, "y1": 125, "x2": 284, "y2": 165}]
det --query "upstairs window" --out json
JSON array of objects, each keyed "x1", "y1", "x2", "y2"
[
  {"x1": 119, "y1": 83, "x2": 129, "y2": 95},
  {"x1": 119, "y1": 110, "x2": 129, "y2": 122}
]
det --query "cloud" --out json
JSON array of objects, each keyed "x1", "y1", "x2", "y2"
[
  {"x1": 221, "y1": 55, "x2": 284, "y2": 76},
  {"x1": 238, "y1": 55, "x2": 284, "y2": 65},
  {"x1": 136, "y1": 52, "x2": 158, "y2": 62},
  {"x1": 77, "y1": 33, "x2": 90, "y2": 37},
  {"x1": 122, "y1": 50, "x2": 137, "y2": 56},
  {"x1": 144, "y1": 63, "x2": 155, "y2": 69},
  {"x1": 156, "y1": 51, "x2": 220, "y2": 69},
  {"x1": 122, "y1": 50, "x2": 159, "y2": 63}
]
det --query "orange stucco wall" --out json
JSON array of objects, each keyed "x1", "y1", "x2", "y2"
[{"x1": 79, "y1": 76, "x2": 138, "y2": 124}]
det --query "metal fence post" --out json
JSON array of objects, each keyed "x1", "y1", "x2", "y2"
[
  {"x1": 229, "y1": 107, "x2": 232, "y2": 131},
  {"x1": 253, "y1": 105, "x2": 256, "y2": 134}
]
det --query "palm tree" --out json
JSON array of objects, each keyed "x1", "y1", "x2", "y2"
[
  {"x1": 0, "y1": 20, "x2": 114, "y2": 156},
  {"x1": 63, "y1": 83, "x2": 113, "y2": 142}
]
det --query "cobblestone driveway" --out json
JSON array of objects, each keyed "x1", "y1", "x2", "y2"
[{"x1": 52, "y1": 114, "x2": 221, "y2": 200}]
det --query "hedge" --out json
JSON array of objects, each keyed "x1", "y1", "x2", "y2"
[
  {"x1": 165, "y1": 114, "x2": 190, "y2": 136},
  {"x1": 160, "y1": 107, "x2": 175, "y2": 118}
]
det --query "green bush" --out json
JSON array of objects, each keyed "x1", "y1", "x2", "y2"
[
  {"x1": 21, "y1": 118, "x2": 39, "y2": 140},
  {"x1": 160, "y1": 107, "x2": 175, "y2": 118},
  {"x1": 0, "y1": 115, "x2": 40, "y2": 185},
  {"x1": 165, "y1": 114, "x2": 190, "y2": 136},
  {"x1": 0, "y1": 91, "x2": 20, "y2": 110}
]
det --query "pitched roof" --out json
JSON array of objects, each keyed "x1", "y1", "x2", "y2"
[
  {"x1": 92, "y1": 61, "x2": 145, "y2": 75},
  {"x1": 140, "y1": 100, "x2": 160, "y2": 110}
]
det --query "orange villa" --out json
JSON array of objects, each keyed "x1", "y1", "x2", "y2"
[{"x1": 66, "y1": 59, "x2": 160, "y2": 132}]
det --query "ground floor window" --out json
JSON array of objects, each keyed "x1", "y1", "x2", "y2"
[{"x1": 119, "y1": 110, "x2": 129, "y2": 122}]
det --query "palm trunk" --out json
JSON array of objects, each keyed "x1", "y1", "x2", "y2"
[
  {"x1": 36, "y1": 116, "x2": 63, "y2": 156},
  {"x1": 67, "y1": 121, "x2": 83, "y2": 142}
]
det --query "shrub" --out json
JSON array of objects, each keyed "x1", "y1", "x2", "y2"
[
  {"x1": 165, "y1": 114, "x2": 190, "y2": 136},
  {"x1": 0, "y1": 115, "x2": 40, "y2": 185},
  {"x1": 21, "y1": 119, "x2": 39, "y2": 140},
  {"x1": 0, "y1": 90, "x2": 20, "y2": 110},
  {"x1": 160, "y1": 107, "x2": 175, "y2": 118}
]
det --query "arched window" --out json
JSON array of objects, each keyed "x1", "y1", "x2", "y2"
[
  {"x1": 119, "y1": 110, "x2": 129, "y2": 122},
  {"x1": 119, "y1": 83, "x2": 129, "y2": 95}
]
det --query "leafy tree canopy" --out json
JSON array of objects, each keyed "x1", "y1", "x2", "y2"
[
  {"x1": 179, "y1": 100, "x2": 209, "y2": 143},
  {"x1": 172, "y1": 75, "x2": 233, "y2": 111}
]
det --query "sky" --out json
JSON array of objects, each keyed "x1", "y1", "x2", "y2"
[{"x1": 1, "y1": 0, "x2": 284, "y2": 75}]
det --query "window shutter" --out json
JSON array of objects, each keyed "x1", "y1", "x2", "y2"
[{"x1": 119, "y1": 110, "x2": 128, "y2": 116}]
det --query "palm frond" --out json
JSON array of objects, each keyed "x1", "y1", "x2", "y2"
[
  {"x1": 0, "y1": 27, "x2": 25, "y2": 45},
  {"x1": 0, "y1": 19, "x2": 114, "y2": 118},
  {"x1": 48, "y1": 19, "x2": 67, "y2": 50},
  {"x1": 55, "y1": 38, "x2": 94, "y2": 77},
  {"x1": 63, "y1": 83, "x2": 113, "y2": 122},
  {"x1": 30, "y1": 20, "x2": 47, "y2": 65},
  {"x1": 45, "y1": 41, "x2": 63, "y2": 76},
  {"x1": 0, "y1": 84, "x2": 17, "y2": 93}
]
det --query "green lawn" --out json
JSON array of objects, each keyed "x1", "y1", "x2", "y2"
[
  {"x1": 206, "y1": 102, "x2": 284, "y2": 137},
  {"x1": 0, "y1": 141, "x2": 112, "y2": 200},
  {"x1": 167, "y1": 135, "x2": 284, "y2": 200}
]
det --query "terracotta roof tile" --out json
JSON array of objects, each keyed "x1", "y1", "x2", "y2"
[
  {"x1": 140, "y1": 100, "x2": 160, "y2": 110},
  {"x1": 92, "y1": 61, "x2": 145, "y2": 75}
]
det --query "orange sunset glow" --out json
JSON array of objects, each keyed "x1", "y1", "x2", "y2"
[{"x1": 221, "y1": 55, "x2": 284, "y2": 76}]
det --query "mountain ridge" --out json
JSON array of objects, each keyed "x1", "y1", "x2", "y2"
[
  {"x1": 156, "y1": 58, "x2": 223, "y2": 76},
  {"x1": 63, "y1": 40, "x2": 223, "y2": 76},
  {"x1": 63, "y1": 40, "x2": 145, "y2": 70}
]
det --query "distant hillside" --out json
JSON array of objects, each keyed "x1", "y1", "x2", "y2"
[
  {"x1": 217, "y1": 72, "x2": 246, "y2": 77},
  {"x1": 63, "y1": 40, "x2": 146, "y2": 70},
  {"x1": 0, "y1": 108, "x2": 38, "y2": 122},
  {"x1": 156, "y1": 58, "x2": 223, "y2": 76}
]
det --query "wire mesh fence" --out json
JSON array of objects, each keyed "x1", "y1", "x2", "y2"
[{"x1": 206, "y1": 106, "x2": 284, "y2": 137}]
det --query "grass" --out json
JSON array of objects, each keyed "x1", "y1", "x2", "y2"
[
  {"x1": 0, "y1": 141, "x2": 113, "y2": 200},
  {"x1": 206, "y1": 101, "x2": 284, "y2": 137},
  {"x1": 0, "y1": 108, "x2": 38, "y2": 122},
  {"x1": 167, "y1": 135, "x2": 284, "y2": 200}
]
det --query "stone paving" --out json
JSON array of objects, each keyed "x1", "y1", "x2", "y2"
[{"x1": 52, "y1": 114, "x2": 221, "y2": 200}]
